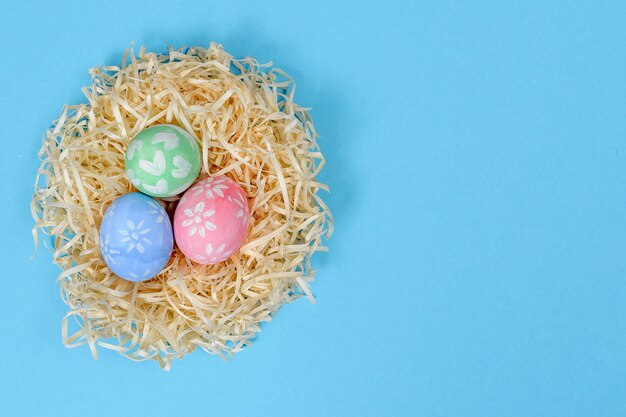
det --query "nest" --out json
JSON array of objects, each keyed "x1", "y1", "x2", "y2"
[{"x1": 31, "y1": 43, "x2": 333, "y2": 369}]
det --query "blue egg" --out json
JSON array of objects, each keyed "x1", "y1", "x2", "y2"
[{"x1": 99, "y1": 192, "x2": 173, "y2": 282}]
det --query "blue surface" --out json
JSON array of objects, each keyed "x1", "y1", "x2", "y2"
[{"x1": 1, "y1": 1, "x2": 625, "y2": 416}]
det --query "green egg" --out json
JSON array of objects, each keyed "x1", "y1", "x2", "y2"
[{"x1": 125, "y1": 125, "x2": 202, "y2": 198}]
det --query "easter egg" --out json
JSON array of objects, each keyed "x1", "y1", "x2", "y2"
[
  {"x1": 100, "y1": 192, "x2": 174, "y2": 282},
  {"x1": 173, "y1": 176, "x2": 249, "y2": 264},
  {"x1": 125, "y1": 124, "x2": 202, "y2": 198}
]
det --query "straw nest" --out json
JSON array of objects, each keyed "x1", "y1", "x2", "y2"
[{"x1": 31, "y1": 43, "x2": 333, "y2": 369}]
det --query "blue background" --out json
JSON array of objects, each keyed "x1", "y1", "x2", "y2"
[{"x1": 1, "y1": 1, "x2": 625, "y2": 416}]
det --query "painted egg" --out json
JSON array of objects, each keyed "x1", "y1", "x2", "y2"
[
  {"x1": 100, "y1": 192, "x2": 174, "y2": 282},
  {"x1": 174, "y1": 176, "x2": 249, "y2": 264},
  {"x1": 125, "y1": 124, "x2": 202, "y2": 198}
]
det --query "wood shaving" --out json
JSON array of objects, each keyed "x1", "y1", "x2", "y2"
[{"x1": 31, "y1": 43, "x2": 333, "y2": 369}]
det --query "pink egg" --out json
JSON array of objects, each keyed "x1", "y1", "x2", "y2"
[{"x1": 174, "y1": 176, "x2": 249, "y2": 264}]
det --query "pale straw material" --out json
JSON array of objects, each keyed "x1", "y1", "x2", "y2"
[{"x1": 31, "y1": 43, "x2": 333, "y2": 369}]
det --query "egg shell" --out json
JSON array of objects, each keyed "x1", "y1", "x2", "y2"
[
  {"x1": 100, "y1": 192, "x2": 174, "y2": 282},
  {"x1": 174, "y1": 176, "x2": 249, "y2": 264},
  {"x1": 125, "y1": 124, "x2": 202, "y2": 198}
]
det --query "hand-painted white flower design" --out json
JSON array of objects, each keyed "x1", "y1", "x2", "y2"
[
  {"x1": 146, "y1": 200, "x2": 164, "y2": 224},
  {"x1": 105, "y1": 200, "x2": 119, "y2": 219},
  {"x1": 129, "y1": 268, "x2": 153, "y2": 280},
  {"x1": 228, "y1": 194, "x2": 248, "y2": 225},
  {"x1": 101, "y1": 235, "x2": 120, "y2": 265},
  {"x1": 205, "y1": 242, "x2": 225, "y2": 256},
  {"x1": 118, "y1": 220, "x2": 152, "y2": 254},
  {"x1": 192, "y1": 177, "x2": 229, "y2": 199},
  {"x1": 181, "y1": 201, "x2": 216, "y2": 237},
  {"x1": 203, "y1": 242, "x2": 233, "y2": 263}
]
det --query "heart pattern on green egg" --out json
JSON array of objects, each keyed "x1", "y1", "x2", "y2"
[{"x1": 124, "y1": 125, "x2": 202, "y2": 198}]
